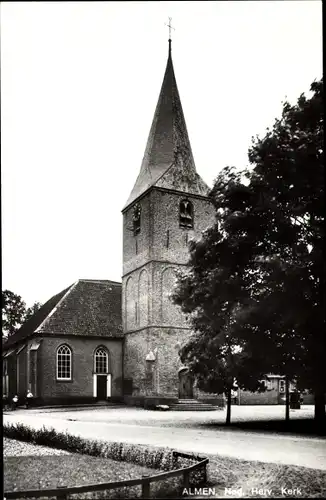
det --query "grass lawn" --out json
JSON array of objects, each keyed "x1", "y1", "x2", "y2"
[
  {"x1": 4, "y1": 423, "x2": 326, "y2": 499},
  {"x1": 4, "y1": 453, "x2": 163, "y2": 499},
  {"x1": 206, "y1": 454, "x2": 326, "y2": 498},
  {"x1": 5, "y1": 451, "x2": 325, "y2": 499}
]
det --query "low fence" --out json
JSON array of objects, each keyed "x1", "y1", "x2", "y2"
[{"x1": 4, "y1": 450, "x2": 209, "y2": 499}]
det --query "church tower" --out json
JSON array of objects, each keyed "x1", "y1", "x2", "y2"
[{"x1": 122, "y1": 37, "x2": 215, "y2": 403}]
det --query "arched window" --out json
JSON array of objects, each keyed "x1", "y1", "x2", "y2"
[
  {"x1": 132, "y1": 203, "x2": 141, "y2": 235},
  {"x1": 179, "y1": 199, "x2": 193, "y2": 228},
  {"x1": 56, "y1": 345, "x2": 72, "y2": 381},
  {"x1": 94, "y1": 347, "x2": 109, "y2": 374}
]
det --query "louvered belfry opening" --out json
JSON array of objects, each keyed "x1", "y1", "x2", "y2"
[{"x1": 179, "y1": 199, "x2": 194, "y2": 228}]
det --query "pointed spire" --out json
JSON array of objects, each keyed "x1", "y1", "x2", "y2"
[{"x1": 123, "y1": 35, "x2": 209, "y2": 210}]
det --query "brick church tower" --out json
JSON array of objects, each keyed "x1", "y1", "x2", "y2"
[{"x1": 122, "y1": 38, "x2": 215, "y2": 404}]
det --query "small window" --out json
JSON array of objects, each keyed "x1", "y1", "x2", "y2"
[
  {"x1": 132, "y1": 204, "x2": 141, "y2": 235},
  {"x1": 279, "y1": 379, "x2": 285, "y2": 393},
  {"x1": 146, "y1": 360, "x2": 154, "y2": 373},
  {"x1": 56, "y1": 345, "x2": 72, "y2": 380},
  {"x1": 179, "y1": 199, "x2": 193, "y2": 228},
  {"x1": 94, "y1": 347, "x2": 109, "y2": 374}
]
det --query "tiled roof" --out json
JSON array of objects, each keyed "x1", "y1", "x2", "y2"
[
  {"x1": 4, "y1": 280, "x2": 123, "y2": 348},
  {"x1": 123, "y1": 41, "x2": 209, "y2": 211},
  {"x1": 4, "y1": 286, "x2": 71, "y2": 348}
]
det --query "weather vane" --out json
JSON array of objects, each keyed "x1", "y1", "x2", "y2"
[{"x1": 165, "y1": 17, "x2": 175, "y2": 40}]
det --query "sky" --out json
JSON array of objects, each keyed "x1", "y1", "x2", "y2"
[{"x1": 1, "y1": 1, "x2": 323, "y2": 306}]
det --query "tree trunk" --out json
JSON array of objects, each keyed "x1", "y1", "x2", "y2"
[
  {"x1": 285, "y1": 377, "x2": 290, "y2": 423},
  {"x1": 314, "y1": 389, "x2": 326, "y2": 430},
  {"x1": 313, "y1": 353, "x2": 326, "y2": 430},
  {"x1": 225, "y1": 388, "x2": 232, "y2": 425}
]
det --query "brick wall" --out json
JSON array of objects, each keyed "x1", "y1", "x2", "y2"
[
  {"x1": 122, "y1": 189, "x2": 214, "y2": 333},
  {"x1": 122, "y1": 261, "x2": 190, "y2": 333},
  {"x1": 17, "y1": 347, "x2": 27, "y2": 398},
  {"x1": 150, "y1": 189, "x2": 214, "y2": 264},
  {"x1": 239, "y1": 389, "x2": 279, "y2": 405},
  {"x1": 29, "y1": 350, "x2": 38, "y2": 396},
  {"x1": 124, "y1": 327, "x2": 225, "y2": 404},
  {"x1": 7, "y1": 355, "x2": 17, "y2": 399},
  {"x1": 38, "y1": 336, "x2": 123, "y2": 401},
  {"x1": 123, "y1": 194, "x2": 151, "y2": 277},
  {"x1": 238, "y1": 389, "x2": 316, "y2": 405},
  {"x1": 239, "y1": 378, "x2": 281, "y2": 405},
  {"x1": 122, "y1": 187, "x2": 215, "y2": 399},
  {"x1": 122, "y1": 189, "x2": 214, "y2": 282},
  {"x1": 123, "y1": 327, "x2": 192, "y2": 397}
]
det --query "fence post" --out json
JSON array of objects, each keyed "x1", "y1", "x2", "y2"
[
  {"x1": 56, "y1": 486, "x2": 67, "y2": 500},
  {"x1": 172, "y1": 450, "x2": 178, "y2": 469},
  {"x1": 142, "y1": 475, "x2": 150, "y2": 498},
  {"x1": 202, "y1": 462, "x2": 207, "y2": 485},
  {"x1": 183, "y1": 469, "x2": 190, "y2": 490}
]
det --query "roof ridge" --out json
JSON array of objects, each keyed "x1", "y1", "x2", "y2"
[
  {"x1": 79, "y1": 279, "x2": 122, "y2": 285},
  {"x1": 35, "y1": 281, "x2": 78, "y2": 333},
  {"x1": 3, "y1": 279, "x2": 123, "y2": 346},
  {"x1": 152, "y1": 160, "x2": 175, "y2": 187}
]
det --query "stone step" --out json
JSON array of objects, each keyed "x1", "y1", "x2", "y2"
[
  {"x1": 178, "y1": 400, "x2": 200, "y2": 403},
  {"x1": 173, "y1": 405, "x2": 215, "y2": 408},
  {"x1": 169, "y1": 406, "x2": 218, "y2": 411},
  {"x1": 36, "y1": 402, "x2": 124, "y2": 410},
  {"x1": 169, "y1": 398, "x2": 220, "y2": 411},
  {"x1": 177, "y1": 399, "x2": 216, "y2": 403},
  {"x1": 173, "y1": 403, "x2": 217, "y2": 406},
  {"x1": 169, "y1": 403, "x2": 219, "y2": 411}
]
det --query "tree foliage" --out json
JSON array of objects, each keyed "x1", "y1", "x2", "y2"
[
  {"x1": 25, "y1": 301, "x2": 43, "y2": 322},
  {"x1": 2, "y1": 290, "x2": 42, "y2": 340},
  {"x1": 172, "y1": 78, "x2": 324, "y2": 424}
]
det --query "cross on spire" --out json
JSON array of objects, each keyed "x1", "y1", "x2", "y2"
[{"x1": 165, "y1": 17, "x2": 175, "y2": 41}]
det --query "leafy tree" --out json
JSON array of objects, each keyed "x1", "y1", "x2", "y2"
[
  {"x1": 173, "y1": 78, "x2": 324, "y2": 426},
  {"x1": 179, "y1": 322, "x2": 266, "y2": 424},
  {"x1": 173, "y1": 172, "x2": 274, "y2": 424},
  {"x1": 242, "y1": 77, "x2": 324, "y2": 425},
  {"x1": 25, "y1": 302, "x2": 42, "y2": 322},
  {"x1": 2, "y1": 290, "x2": 42, "y2": 340},
  {"x1": 2, "y1": 290, "x2": 27, "y2": 339}
]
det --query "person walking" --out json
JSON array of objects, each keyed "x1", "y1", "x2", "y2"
[
  {"x1": 11, "y1": 395, "x2": 18, "y2": 410},
  {"x1": 25, "y1": 389, "x2": 34, "y2": 409}
]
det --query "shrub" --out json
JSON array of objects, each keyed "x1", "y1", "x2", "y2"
[
  {"x1": 3, "y1": 423, "x2": 176, "y2": 471},
  {"x1": 4, "y1": 422, "x2": 35, "y2": 442},
  {"x1": 3, "y1": 422, "x2": 206, "y2": 492}
]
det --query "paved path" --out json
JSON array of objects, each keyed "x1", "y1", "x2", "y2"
[{"x1": 4, "y1": 406, "x2": 326, "y2": 471}]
